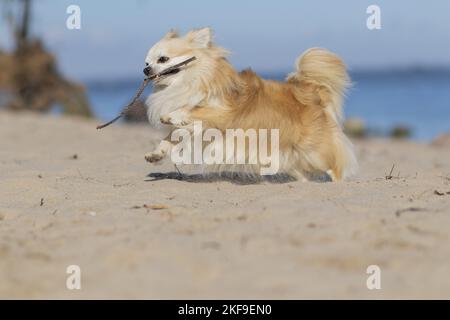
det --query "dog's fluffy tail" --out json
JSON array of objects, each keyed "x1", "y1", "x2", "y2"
[
  {"x1": 288, "y1": 48, "x2": 357, "y2": 179},
  {"x1": 288, "y1": 48, "x2": 350, "y2": 123}
]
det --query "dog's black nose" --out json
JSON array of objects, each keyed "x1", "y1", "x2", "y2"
[{"x1": 143, "y1": 66, "x2": 153, "y2": 76}]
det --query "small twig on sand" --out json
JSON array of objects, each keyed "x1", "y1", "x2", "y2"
[
  {"x1": 434, "y1": 190, "x2": 450, "y2": 196},
  {"x1": 174, "y1": 164, "x2": 183, "y2": 180},
  {"x1": 395, "y1": 207, "x2": 427, "y2": 217},
  {"x1": 131, "y1": 204, "x2": 169, "y2": 211},
  {"x1": 385, "y1": 164, "x2": 395, "y2": 180},
  {"x1": 77, "y1": 168, "x2": 84, "y2": 179}
]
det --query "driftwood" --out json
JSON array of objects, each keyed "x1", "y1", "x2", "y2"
[
  {"x1": 96, "y1": 56, "x2": 197, "y2": 130},
  {"x1": 0, "y1": 1, "x2": 92, "y2": 117}
]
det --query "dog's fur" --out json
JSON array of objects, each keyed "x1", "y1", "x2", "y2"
[{"x1": 144, "y1": 28, "x2": 357, "y2": 181}]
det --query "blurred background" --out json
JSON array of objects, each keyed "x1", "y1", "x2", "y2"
[{"x1": 1, "y1": 0, "x2": 449, "y2": 141}]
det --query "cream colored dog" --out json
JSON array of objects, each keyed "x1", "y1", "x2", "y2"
[{"x1": 143, "y1": 28, "x2": 357, "y2": 181}]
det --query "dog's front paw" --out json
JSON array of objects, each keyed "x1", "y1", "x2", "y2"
[
  {"x1": 160, "y1": 109, "x2": 191, "y2": 127},
  {"x1": 144, "y1": 151, "x2": 166, "y2": 163}
]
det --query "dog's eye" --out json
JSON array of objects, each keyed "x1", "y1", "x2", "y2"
[{"x1": 157, "y1": 56, "x2": 170, "y2": 64}]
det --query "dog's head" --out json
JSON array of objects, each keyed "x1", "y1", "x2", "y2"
[{"x1": 144, "y1": 28, "x2": 229, "y2": 86}]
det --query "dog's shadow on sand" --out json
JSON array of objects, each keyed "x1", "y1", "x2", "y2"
[{"x1": 146, "y1": 171, "x2": 330, "y2": 185}]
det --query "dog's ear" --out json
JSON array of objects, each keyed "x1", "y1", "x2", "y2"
[
  {"x1": 164, "y1": 30, "x2": 179, "y2": 40},
  {"x1": 187, "y1": 28, "x2": 212, "y2": 48}
]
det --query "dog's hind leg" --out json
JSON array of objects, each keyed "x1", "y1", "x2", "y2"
[{"x1": 326, "y1": 169, "x2": 340, "y2": 182}]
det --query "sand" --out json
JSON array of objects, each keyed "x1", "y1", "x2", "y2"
[{"x1": 0, "y1": 110, "x2": 449, "y2": 299}]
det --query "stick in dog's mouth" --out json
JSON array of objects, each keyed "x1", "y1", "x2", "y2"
[
  {"x1": 96, "y1": 56, "x2": 196, "y2": 130},
  {"x1": 152, "y1": 56, "x2": 196, "y2": 80},
  {"x1": 163, "y1": 68, "x2": 180, "y2": 76},
  {"x1": 156, "y1": 67, "x2": 180, "y2": 78}
]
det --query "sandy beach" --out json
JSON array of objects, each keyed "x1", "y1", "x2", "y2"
[{"x1": 0, "y1": 110, "x2": 449, "y2": 299}]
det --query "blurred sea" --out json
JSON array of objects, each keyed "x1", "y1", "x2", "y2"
[{"x1": 86, "y1": 69, "x2": 450, "y2": 141}]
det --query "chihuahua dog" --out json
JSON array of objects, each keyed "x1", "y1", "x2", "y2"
[{"x1": 143, "y1": 28, "x2": 357, "y2": 181}]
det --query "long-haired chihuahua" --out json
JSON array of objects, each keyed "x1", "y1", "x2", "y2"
[{"x1": 143, "y1": 28, "x2": 357, "y2": 181}]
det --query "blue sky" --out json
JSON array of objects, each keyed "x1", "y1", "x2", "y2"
[{"x1": 1, "y1": 0, "x2": 449, "y2": 81}]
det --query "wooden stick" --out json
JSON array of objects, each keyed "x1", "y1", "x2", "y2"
[
  {"x1": 96, "y1": 56, "x2": 197, "y2": 130},
  {"x1": 96, "y1": 78, "x2": 149, "y2": 129}
]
